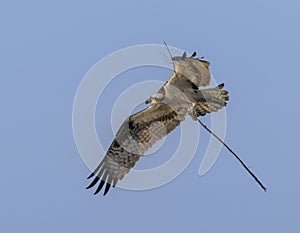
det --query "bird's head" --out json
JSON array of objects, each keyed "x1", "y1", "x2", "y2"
[
  {"x1": 145, "y1": 86, "x2": 166, "y2": 104},
  {"x1": 145, "y1": 96, "x2": 153, "y2": 104}
]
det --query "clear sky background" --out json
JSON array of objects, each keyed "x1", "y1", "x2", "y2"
[{"x1": 1, "y1": 0, "x2": 299, "y2": 232}]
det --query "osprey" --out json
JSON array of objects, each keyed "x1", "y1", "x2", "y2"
[{"x1": 86, "y1": 51, "x2": 229, "y2": 196}]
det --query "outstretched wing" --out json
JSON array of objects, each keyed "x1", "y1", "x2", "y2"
[
  {"x1": 172, "y1": 52, "x2": 211, "y2": 87},
  {"x1": 86, "y1": 102, "x2": 185, "y2": 196}
]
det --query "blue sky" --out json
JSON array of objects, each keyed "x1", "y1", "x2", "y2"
[{"x1": 1, "y1": 0, "x2": 300, "y2": 232}]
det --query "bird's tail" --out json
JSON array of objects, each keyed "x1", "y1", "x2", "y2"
[{"x1": 193, "y1": 83, "x2": 229, "y2": 117}]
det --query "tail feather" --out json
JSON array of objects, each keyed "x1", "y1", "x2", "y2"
[{"x1": 194, "y1": 83, "x2": 229, "y2": 117}]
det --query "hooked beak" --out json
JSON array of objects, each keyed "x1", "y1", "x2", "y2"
[{"x1": 145, "y1": 97, "x2": 152, "y2": 104}]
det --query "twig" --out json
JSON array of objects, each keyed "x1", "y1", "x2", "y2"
[{"x1": 197, "y1": 119, "x2": 267, "y2": 192}]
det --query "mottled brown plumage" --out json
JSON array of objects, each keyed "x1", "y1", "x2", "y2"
[{"x1": 86, "y1": 50, "x2": 229, "y2": 195}]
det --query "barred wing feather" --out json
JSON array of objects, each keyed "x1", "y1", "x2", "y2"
[{"x1": 86, "y1": 102, "x2": 185, "y2": 195}]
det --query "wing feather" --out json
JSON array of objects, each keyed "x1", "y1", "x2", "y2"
[
  {"x1": 86, "y1": 102, "x2": 185, "y2": 195},
  {"x1": 172, "y1": 52, "x2": 211, "y2": 87}
]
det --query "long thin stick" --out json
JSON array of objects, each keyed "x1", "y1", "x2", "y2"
[{"x1": 197, "y1": 119, "x2": 267, "y2": 192}]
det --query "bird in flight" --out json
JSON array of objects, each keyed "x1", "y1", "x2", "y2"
[{"x1": 86, "y1": 47, "x2": 266, "y2": 196}]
